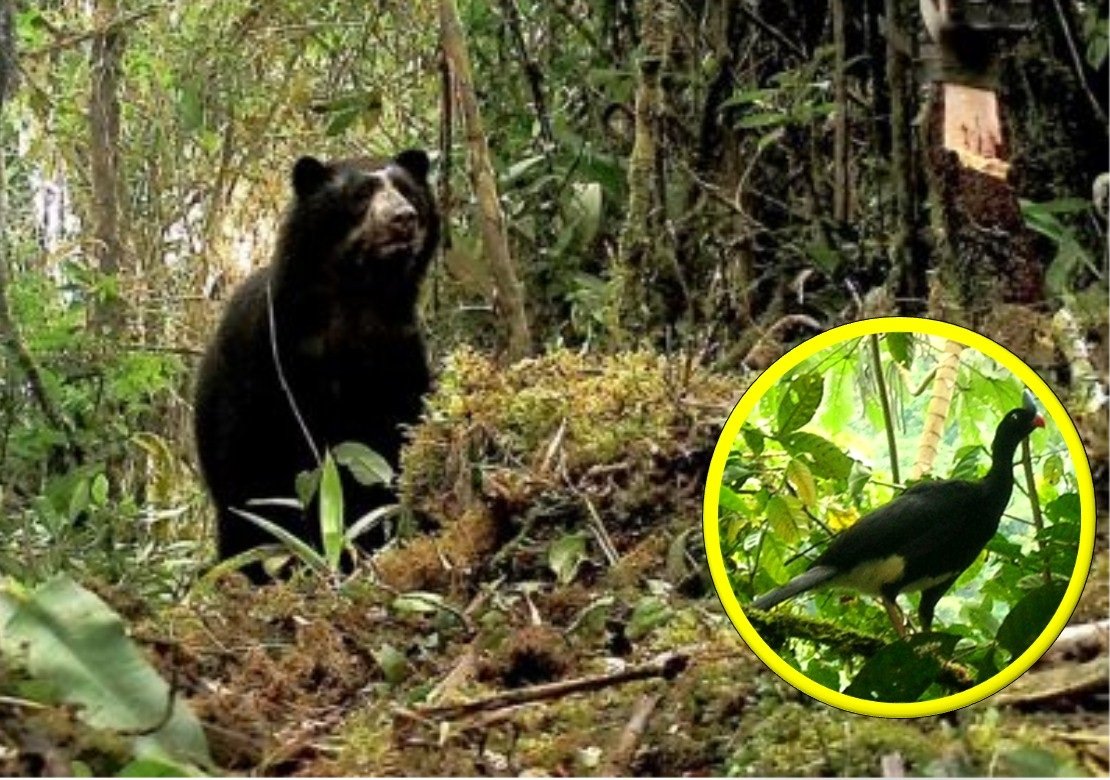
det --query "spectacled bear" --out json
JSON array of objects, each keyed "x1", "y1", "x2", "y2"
[{"x1": 193, "y1": 149, "x2": 440, "y2": 580}]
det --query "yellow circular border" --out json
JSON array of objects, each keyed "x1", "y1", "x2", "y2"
[{"x1": 703, "y1": 316, "x2": 1096, "y2": 718}]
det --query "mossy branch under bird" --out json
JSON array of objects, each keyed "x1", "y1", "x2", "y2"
[{"x1": 749, "y1": 390, "x2": 1046, "y2": 636}]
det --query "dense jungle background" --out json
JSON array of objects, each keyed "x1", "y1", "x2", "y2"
[{"x1": 0, "y1": 0, "x2": 1107, "y2": 775}]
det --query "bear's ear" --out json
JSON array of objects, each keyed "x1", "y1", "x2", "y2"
[
  {"x1": 292, "y1": 156, "x2": 330, "y2": 197},
  {"x1": 394, "y1": 149, "x2": 431, "y2": 181}
]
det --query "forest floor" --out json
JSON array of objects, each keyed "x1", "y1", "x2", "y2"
[
  {"x1": 4, "y1": 348, "x2": 1107, "y2": 776},
  {"x1": 153, "y1": 350, "x2": 1110, "y2": 775}
]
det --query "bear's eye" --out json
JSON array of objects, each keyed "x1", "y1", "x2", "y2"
[{"x1": 350, "y1": 178, "x2": 379, "y2": 203}]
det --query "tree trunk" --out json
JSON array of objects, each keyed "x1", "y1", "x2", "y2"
[
  {"x1": 88, "y1": 0, "x2": 126, "y2": 332},
  {"x1": 614, "y1": 0, "x2": 677, "y2": 343},
  {"x1": 884, "y1": 0, "x2": 922, "y2": 305},
  {"x1": 920, "y1": 1, "x2": 1043, "y2": 317},
  {"x1": 0, "y1": 0, "x2": 78, "y2": 461},
  {"x1": 439, "y1": 0, "x2": 532, "y2": 361}
]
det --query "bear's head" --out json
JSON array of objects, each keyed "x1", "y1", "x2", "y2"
[{"x1": 278, "y1": 149, "x2": 439, "y2": 302}]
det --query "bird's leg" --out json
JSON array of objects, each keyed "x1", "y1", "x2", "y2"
[
  {"x1": 918, "y1": 578, "x2": 956, "y2": 633},
  {"x1": 883, "y1": 596, "x2": 907, "y2": 639}
]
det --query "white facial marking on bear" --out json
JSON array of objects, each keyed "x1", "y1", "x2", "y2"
[{"x1": 340, "y1": 169, "x2": 425, "y2": 262}]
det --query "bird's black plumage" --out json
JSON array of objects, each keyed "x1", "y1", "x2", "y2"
[{"x1": 750, "y1": 394, "x2": 1045, "y2": 632}]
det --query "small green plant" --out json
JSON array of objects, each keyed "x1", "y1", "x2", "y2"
[{"x1": 214, "y1": 442, "x2": 399, "y2": 580}]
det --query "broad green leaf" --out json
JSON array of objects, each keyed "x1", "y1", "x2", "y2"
[
  {"x1": 0, "y1": 576, "x2": 211, "y2": 769},
  {"x1": 847, "y1": 460, "x2": 871, "y2": 500},
  {"x1": 568, "y1": 182, "x2": 602, "y2": 247},
  {"x1": 718, "y1": 485, "x2": 747, "y2": 514},
  {"x1": 372, "y1": 643, "x2": 408, "y2": 685},
  {"x1": 90, "y1": 473, "x2": 109, "y2": 507},
  {"x1": 548, "y1": 533, "x2": 589, "y2": 585},
  {"x1": 626, "y1": 596, "x2": 673, "y2": 640},
  {"x1": 786, "y1": 459, "x2": 818, "y2": 509},
  {"x1": 295, "y1": 468, "x2": 319, "y2": 508},
  {"x1": 319, "y1": 452, "x2": 345, "y2": 570},
  {"x1": 1044, "y1": 492, "x2": 1080, "y2": 524},
  {"x1": 995, "y1": 746, "x2": 1082, "y2": 777},
  {"x1": 765, "y1": 495, "x2": 803, "y2": 543},
  {"x1": 1042, "y1": 453, "x2": 1064, "y2": 486},
  {"x1": 996, "y1": 581, "x2": 1068, "y2": 660},
  {"x1": 736, "y1": 112, "x2": 787, "y2": 130},
  {"x1": 884, "y1": 332, "x2": 912, "y2": 368},
  {"x1": 776, "y1": 374, "x2": 823, "y2": 435},
  {"x1": 391, "y1": 592, "x2": 447, "y2": 615},
  {"x1": 333, "y1": 441, "x2": 394, "y2": 487},
  {"x1": 741, "y1": 425, "x2": 765, "y2": 456},
  {"x1": 843, "y1": 632, "x2": 960, "y2": 702},
  {"x1": 782, "y1": 431, "x2": 854, "y2": 480}
]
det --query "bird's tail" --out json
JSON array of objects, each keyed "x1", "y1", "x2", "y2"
[{"x1": 749, "y1": 566, "x2": 838, "y2": 611}]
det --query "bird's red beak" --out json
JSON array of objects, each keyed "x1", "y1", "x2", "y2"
[{"x1": 1033, "y1": 414, "x2": 1046, "y2": 428}]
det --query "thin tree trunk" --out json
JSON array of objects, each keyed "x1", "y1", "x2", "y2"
[
  {"x1": 831, "y1": 0, "x2": 849, "y2": 223},
  {"x1": 0, "y1": 0, "x2": 78, "y2": 460},
  {"x1": 884, "y1": 0, "x2": 919, "y2": 304},
  {"x1": 88, "y1": 0, "x2": 126, "y2": 332},
  {"x1": 615, "y1": 0, "x2": 675, "y2": 342},
  {"x1": 439, "y1": 0, "x2": 532, "y2": 360},
  {"x1": 910, "y1": 339, "x2": 963, "y2": 480}
]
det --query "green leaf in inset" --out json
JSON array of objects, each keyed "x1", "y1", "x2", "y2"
[
  {"x1": 1044, "y1": 493, "x2": 1080, "y2": 524},
  {"x1": 741, "y1": 425, "x2": 765, "y2": 456},
  {"x1": 843, "y1": 632, "x2": 960, "y2": 702},
  {"x1": 786, "y1": 459, "x2": 818, "y2": 509},
  {"x1": 765, "y1": 495, "x2": 804, "y2": 543},
  {"x1": 776, "y1": 373, "x2": 823, "y2": 435},
  {"x1": 884, "y1": 332, "x2": 913, "y2": 367},
  {"x1": 782, "y1": 431, "x2": 854, "y2": 480},
  {"x1": 996, "y1": 581, "x2": 1068, "y2": 658},
  {"x1": 718, "y1": 485, "x2": 747, "y2": 514},
  {"x1": 1042, "y1": 453, "x2": 1064, "y2": 486},
  {"x1": 996, "y1": 581, "x2": 1068, "y2": 660}
]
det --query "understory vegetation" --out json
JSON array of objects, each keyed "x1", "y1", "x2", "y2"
[{"x1": 0, "y1": 0, "x2": 1106, "y2": 775}]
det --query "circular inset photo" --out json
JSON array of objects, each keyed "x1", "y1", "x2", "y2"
[{"x1": 704, "y1": 317, "x2": 1095, "y2": 718}]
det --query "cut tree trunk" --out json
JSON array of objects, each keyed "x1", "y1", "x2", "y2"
[{"x1": 921, "y1": 4, "x2": 1042, "y2": 318}]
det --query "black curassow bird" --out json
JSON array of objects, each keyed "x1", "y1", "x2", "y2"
[{"x1": 749, "y1": 391, "x2": 1046, "y2": 635}]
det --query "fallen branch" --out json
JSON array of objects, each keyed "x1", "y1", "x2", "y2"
[
  {"x1": 994, "y1": 656, "x2": 1108, "y2": 707},
  {"x1": 409, "y1": 651, "x2": 688, "y2": 721},
  {"x1": 602, "y1": 693, "x2": 661, "y2": 776}
]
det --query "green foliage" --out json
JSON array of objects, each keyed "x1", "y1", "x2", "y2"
[
  {"x1": 1020, "y1": 198, "x2": 1103, "y2": 299},
  {"x1": 719, "y1": 334, "x2": 1082, "y2": 698},
  {"x1": 0, "y1": 576, "x2": 211, "y2": 772},
  {"x1": 220, "y1": 442, "x2": 400, "y2": 581}
]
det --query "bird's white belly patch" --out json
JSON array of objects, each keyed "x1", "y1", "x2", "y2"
[{"x1": 836, "y1": 555, "x2": 906, "y2": 594}]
